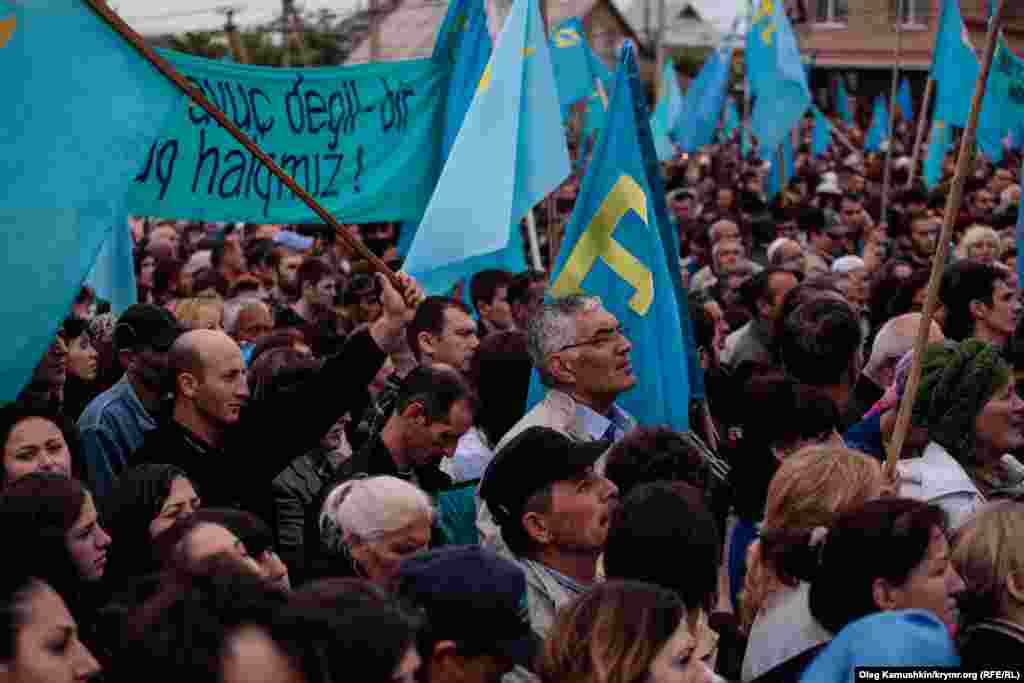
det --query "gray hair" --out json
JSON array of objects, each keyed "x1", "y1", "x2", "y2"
[
  {"x1": 319, "y1": 476, "x2": 433, "y2": 555},
  {"x1": 526, "y1": 294, "x2": 602, "y2": 387},
  {"x1": 225, "y1": 297, "x2": 269, "y2": 338}
]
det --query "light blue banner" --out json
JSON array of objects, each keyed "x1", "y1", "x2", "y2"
[{"x1": 128, "y1": 49, "x2": 448, "y2": 224}]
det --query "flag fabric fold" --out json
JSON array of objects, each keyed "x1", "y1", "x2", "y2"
[
  {"x1": 544, "y1": 41, "x2": 691, "y2": 431},
  {"x1": 897, "y1": 77, "x2": 914, "y2": 121},
  {"x1": 0, "y1": 0, "x2": 179, "y2": 401},
  {"x1": 865, "y1": 95, "x2": 890, "y2": 153},
  {"x1": 549, "y1": 17, "x2": 606, "y2": 114},
  {"x1": 930, "y1": 0, "x2": 980, "y2": 129},
  {"x1": 835, "y1": 75, "x2": 854, "y2": 125},
  {"x1": 812, "y1": 107, "x2": 833, "y2": 158},
  {"x1": 924, "y1": 120, "x2": 950, "y2": 189},
  {"x1": 651, "y1": 58, "x2": 684, "y2": 161},
  {"x1": 397, "y1": 0, "x2": 492, "y2": 260},
  {"x1": 673, "y1": 46, "x2": 733, "y2": 154},
  {"x1": 766, "y1": 133, "x2": 794, "y2": 200},
  {"x1": 721, "y1": 97, "x2": 740, "y2": 141},
  {"x1": 746, "y1": 0, "x2": 811, "y2": 154},
  {"x1": 401, "y1": 0, "x2": 569, "y2": 295}
]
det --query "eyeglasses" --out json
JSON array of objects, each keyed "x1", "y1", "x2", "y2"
[{"x1": 550, "y1": 325, "x2": 629, "y2": 355}]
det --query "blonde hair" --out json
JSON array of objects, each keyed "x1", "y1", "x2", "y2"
[
  {"x1": 952, "y1": 500, "x2": 1024, "y2": 625},
  {"x1": 742, "y1": 445, "x2": 883, "y2": 629},
  {"x1": 957, "y1": 224, "x2": 999, "y2": 260},
  {"x1": 540, "y1": 581, "x2": 686, "y2": 683},
  {"x1": 319, "y1": 476, "x2": 433, "y2": 553},
  {"x1": 173, "y1": 296, "x2": 224, "y2": 330}
]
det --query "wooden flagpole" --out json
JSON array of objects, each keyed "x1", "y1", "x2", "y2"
[
  {"x1": 82, "y1": 0, "x2": 403, "y2": 290},
  {"x1": 907, "y1": 77, "x2": 934, "y2": 188},
  {"x1": 885, "y1": 0, "x2": 1008, "y2": 480}
]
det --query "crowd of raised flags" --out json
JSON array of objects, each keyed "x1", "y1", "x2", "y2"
[{"x1": 3, "y1": 0, "x2": 1024, "y2": 420}]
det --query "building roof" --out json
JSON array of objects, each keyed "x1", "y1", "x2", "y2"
[{"x1": 345, "y1": 0, "x2": 645, "y2": 64}]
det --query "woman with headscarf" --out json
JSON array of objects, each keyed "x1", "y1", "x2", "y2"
[{"x1": 900, "y1": 339, "x2": 1024, "y2": 531}]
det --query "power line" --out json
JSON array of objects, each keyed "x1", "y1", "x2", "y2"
[{"x1": 123, "y1": 7, "x2": 225, "y2": 23}]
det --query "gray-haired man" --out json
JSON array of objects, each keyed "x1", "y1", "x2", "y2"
[{"x1": 477, "y1": 294, "x2": 637, "y2": 551}]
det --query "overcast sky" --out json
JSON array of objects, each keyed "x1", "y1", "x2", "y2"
[{"x1": 115, "y1": 0, "x2": 743, "y2": 35}]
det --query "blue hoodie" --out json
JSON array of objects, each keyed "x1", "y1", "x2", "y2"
[{"x1": 799, "y1": 610, "x2": 959, "y2": 681}]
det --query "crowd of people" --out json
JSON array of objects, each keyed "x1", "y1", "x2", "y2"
[{"x1": 6, "y1": 101, "x2": 1024, "y2": 683}]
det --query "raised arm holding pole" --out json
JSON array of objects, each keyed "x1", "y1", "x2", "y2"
[
  {"x1": 885, "y1": 0, "x2": 1008, "y2": 481},
  {"x1": 81, "y1": 0, "x2": 404, "y2": 291}
]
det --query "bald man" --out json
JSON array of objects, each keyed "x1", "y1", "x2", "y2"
[
  {"x1": 841, "y1": 313, "x2": 945, "y2": 430},
  {"x1": 131, "y1": 272, "x2": 426, "y2": 510}
]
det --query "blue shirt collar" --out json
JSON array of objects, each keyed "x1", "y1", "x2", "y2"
[{"x1": 575, "y1": 401, "x2": 631, "y2": 442}]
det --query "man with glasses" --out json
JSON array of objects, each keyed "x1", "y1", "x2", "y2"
[
  {"x1": 476, "y1": 295, "x2": 637, "y2": 550},
  {"x1": 77, "y1": 303, "x2": 182, "y2": 499}
]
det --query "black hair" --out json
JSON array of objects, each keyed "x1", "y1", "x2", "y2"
[
  {"x1": 739, "y1": 372, "x2": 839, "y2": 451},
  {"x1": 739, "y1": 267, "x2": 799, "y2": 316},
  {"x1": 0, "y1": 402, "x2": 84, "y2": 487},
  {"x1": 0, "y1": 474, "x2": 91, "y2": 618},
  {"x1": 798, "y1": 207, "x2": 827, "y2": 236},
  {"x1": 100, "y1": 464, "x2": 196, "y2": 584},
  {"x1": 940, "y1": 260, "x2": 1007, "y2": 342},
  {"x1": 780, "y1": 294, "x2": 863, "y2": 387},
  {"x1": 406, "y1": 296, "x2": 472, "y2": 361},
  {"x1": 507, "y1": 270, "x2": 547, "y2": 306},
  {"x1": 469, "y1": 269, "x2": 514, "y2": 312},
  {"x1": 394, "y1": 364, "x2": 477, "y2": 423},
  {"x1": 809, "y1": 498, "x2": 947, "y2": 634},
  {"x1": 604, "y1": 482, "x2": 720, "y2": 613},
  {"x1": 296, "y1": 258, "x2": 335, "y2": 294},
  {"x1": 470, "y1": 331, "x2": 532, "y2": 446}
]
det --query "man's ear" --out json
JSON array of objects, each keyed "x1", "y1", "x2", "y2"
[
  {"x1": 546, "y1": 354, "x2": 576, "y2": 387},
  {"x1": 118, "y1": 349, "x2": 135, "y2": 373},
  {"x1": 969, "y1": 299, "x2": 987, "y2": 321},
  {"x1": 872, "y1": 577, "x2": 900, "y2": 611},
  {"x1": 400, "y1": 400, "x2": 427, "y2": 422},
  {"x1": 178, "y1": 371, "x2": 199, "y2": 399},
  {"x1": 522, "y1": 510, "x2": 552, "y2": 546},
  {"x1": 417, "y1": 330, "x2": 436, "y2": 357}
]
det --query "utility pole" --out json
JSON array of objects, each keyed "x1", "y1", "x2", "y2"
[{"x1": 218, "y1": 6, "x2": 249, "y2": 64}]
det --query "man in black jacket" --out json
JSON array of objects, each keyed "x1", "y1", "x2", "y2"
[
  {"x1": 299, "y1": 363, "x2": 476, "y2": 581},
  {"x1": 131, "y1": 272, "x2": 423, "y2": 514}
]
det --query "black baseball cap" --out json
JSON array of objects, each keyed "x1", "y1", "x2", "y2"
[
  {"x1": 396, "y1": 546, "x2": 540, "y2": 669},
  {"x1": 114, "y1": 304, "x2": 182, "y2": 352},
  {"x1": 479, "y1": 427, "x2": 610, "y2": 529}
]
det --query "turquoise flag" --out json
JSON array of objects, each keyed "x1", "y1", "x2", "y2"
[
  {"x1": 673, "y1": 46, "x2": 733, "y2": 153},
  {"x1": 0, "y1": 0, "x2": 178, "y2": 401},
  {"x1": 897, "y1": 77, "x2": 914, "y2": 121},
  {"x1": 397, "y1": 0, "x2": 492, "y2": 260},
  {"x1": 865, "y1": 95, "x2": 889, "y2": 153},
  {"x1": 812, "y1": 107, "x2": 833, "y2": 158},
  {"x1": 544, "y1": 42, "x2": 691, "y2": 431},
  {"x1": 85, "y1": 221, "x2": 137, "y2": 315},
  {"x1": 924, "y1": 120, "x2": 950, "y2": 189},
  {"x1": 650, "y1": 58, "x2": 684, "y2": 161},
  {"x1": 746, "y1": 0, "x2": 811, "y2": 154},
  {"x1": 549, "y1": 17, "x2": 605, "y2": 113},
  {"x1": 931, "y1": 0, "x2": 979, "y2": 129},
  {"x1": 721, "y1": 97, "x2": 740, "y2": 141},
  {"x1": 978, "y1": 37, "x2": 1024, "y2": 162},
  {"x1": 835, "y1": 76, "x2": 853, "y2": 125},
  {"x1": 401, "y1": 0, "x2": 570, "y2": 295}
]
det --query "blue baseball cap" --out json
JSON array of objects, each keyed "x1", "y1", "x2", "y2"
[{"x1": 395, "y1": 546, "x2": 540, "y2": 670}]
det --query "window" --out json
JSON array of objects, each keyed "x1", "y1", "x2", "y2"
[
  {"x1": 814, "y1": 0, "x2": 848, "y2": 24},
  {"x1": 893, "y1": 0, "x2": 930, "y2": 27}
]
